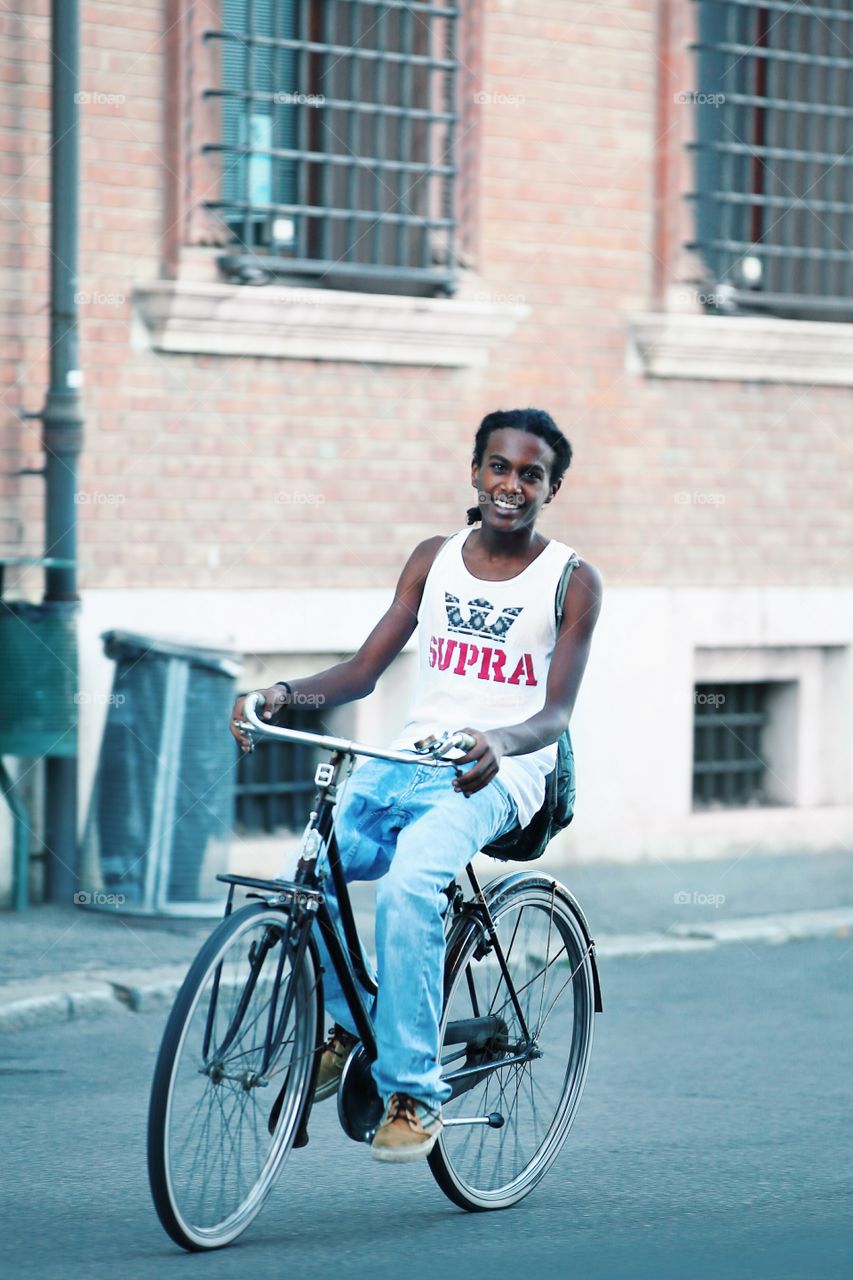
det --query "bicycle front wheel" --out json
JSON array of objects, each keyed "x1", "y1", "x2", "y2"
[
  {"x1": 148, "y1": 902, "x2": 320, "y2": 1250},
  {"x1": 429, "y1": 875, "x2": 595, "y2": 1211}
]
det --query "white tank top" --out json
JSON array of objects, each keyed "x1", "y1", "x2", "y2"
[{"x1": 389, "y1": 527, "x2": 579, "y2": 828}]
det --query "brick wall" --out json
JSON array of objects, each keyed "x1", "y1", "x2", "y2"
[{"x1": 2, "y1": 0, "x2": 851, "y2": 595}]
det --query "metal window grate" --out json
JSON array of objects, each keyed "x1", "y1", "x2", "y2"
[
  {"x1": 203, "y1": 0, "x2": 463, "y2": 293},
  {"x1": 689, "y1": 0, "x2": 853, "y2": 320},
  {"x1": 233, "y1": 708, "x2": 322, "y2": 834},
  {"x1": 692, "y1": 681, "x2": 770, "y2": 808}
]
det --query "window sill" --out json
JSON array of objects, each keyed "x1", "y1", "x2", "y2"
[
  {"x1": 627, "y1": 312, "x2": 853, "y2": 387},
  {"x1": 133, "y1": 279, "x2": 529, "y2": 367}
]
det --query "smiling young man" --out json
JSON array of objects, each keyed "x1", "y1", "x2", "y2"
[{"x1": 230, "y1": 407, "x2": 603, "y2": 1163}]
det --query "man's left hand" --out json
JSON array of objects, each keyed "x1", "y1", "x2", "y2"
[{"x1": 450, "y1": 728, "x2": 504, "y2": 797}]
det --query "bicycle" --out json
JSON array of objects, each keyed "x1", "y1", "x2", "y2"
[{"x1": 147, "y1": 693, "x2": 603, "y2": 1251}]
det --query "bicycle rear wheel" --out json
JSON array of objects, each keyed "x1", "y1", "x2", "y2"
[
  {"x1": 429, "y1": 875, "x2": 595, "y2": 1211},
  {"x1": 148, "y1": 902, "x2": 320, "y2": 1250}
]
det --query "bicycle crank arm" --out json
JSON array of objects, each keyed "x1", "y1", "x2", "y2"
[{"x1": 442, "y1": 1112, "x2": 505, "y2": 1129}]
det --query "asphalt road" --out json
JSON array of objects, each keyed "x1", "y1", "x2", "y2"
[{"x1": 2, "y1": 935, "x2": 851, "y2": 1280}]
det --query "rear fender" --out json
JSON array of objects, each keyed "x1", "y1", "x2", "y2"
[{"x1": 448, "y1": 871, "x2": 603, "y2": 1014}]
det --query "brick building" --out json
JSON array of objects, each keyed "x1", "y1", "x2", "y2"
[{"x1": 2, "y1": 0, "x2": 852, "y2": 903}]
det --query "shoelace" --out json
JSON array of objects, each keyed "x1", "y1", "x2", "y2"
[
  {"x1": 326, "y1": 1026, "x2": 354, "y2": 1059},
  {"x1": 386, "y1": 1093, "x2": 422, "y2": 1129}
]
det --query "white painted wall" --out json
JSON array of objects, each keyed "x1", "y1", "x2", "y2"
[
  {"x1": 559, "y1": 586, "x2": 853, "y2": 864},
  {"x1": 58, "y1": 583, "x2": 853, "y2": 890}
]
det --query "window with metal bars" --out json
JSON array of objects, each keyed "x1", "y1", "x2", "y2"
[
  {"x1": 689, "y1": 0, "x2": 853, "y2": 320},
  {"x1": 233, "y1": 708, "x2": 323, "y2": 833},
  {"x1": 203, "y1": 0, "x2": 464, "y2": 294},
  {"x1": 692, "y1": 681, "x2": 772, "y2": 807}
]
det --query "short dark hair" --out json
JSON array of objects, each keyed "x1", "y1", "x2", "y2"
[
  {"x1": 473, "y1": 408, "x2": 572, "y2": 481},
  {"x1": 468, "y1": 408, "x2": 572, "y2": 524}
]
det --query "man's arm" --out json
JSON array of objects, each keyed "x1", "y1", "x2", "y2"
[
  {"x1": 229, "y1": 536, "x2": 445, "y2": 750},
  {"x1": 452, "y1": 560, "x2": 604, "y2": 794}
]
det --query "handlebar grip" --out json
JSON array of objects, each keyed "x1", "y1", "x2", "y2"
[
  {"x1": 240, "y1": 691, "x2": 265, "y2": 729},
  {"x1": 451, "y1": 731, "x2": 476, "y2": 753}
]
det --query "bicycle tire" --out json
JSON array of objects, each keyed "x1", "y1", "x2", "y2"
[
  {"x1": 428, "y1": 874, "x2": 595, "y2": 1211},
  {"x1": 148, "y1": 902, "x2": 321, "y2": 1250}
]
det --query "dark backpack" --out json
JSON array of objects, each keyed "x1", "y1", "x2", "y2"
[{"x1": 480, "y1": 551, "x2": 581, "y2": 862}]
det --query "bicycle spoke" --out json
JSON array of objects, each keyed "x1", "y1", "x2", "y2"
[
  {"x1": 435, "y1": 884, "x2": 594, "y2": 1208},
  {"x1": 535, "y1": 946, "x2": 592, "y2": 1039},
  {"x1": 487, "y1": 906, "x2": 525, "y2": 1016},
  {"x1": 151, "y1": 906, "x2": 318, "y2": 1247},
  {"x1": 489, "y1": 942, "x2": 569, "y2": 1019}
]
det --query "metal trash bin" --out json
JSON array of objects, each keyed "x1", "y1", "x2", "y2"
[
  {"x1": 0, "y1": 599, "x2": 79, "y2": 758},
  {"x1": 81, "y1": 631, "x2": 241, "y2": 915},
  {"x1": 0, "y1": 556, "x2": 79, "y2": 910}
]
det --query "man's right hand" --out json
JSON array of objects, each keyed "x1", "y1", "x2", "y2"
[{"x1": 229, "y1": 684, "x2": 291, "y2": 753}]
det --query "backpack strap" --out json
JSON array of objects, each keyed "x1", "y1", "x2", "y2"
[
  {"x1": 479, "y1": 548, "x2": 580, "y2": 864},
  {"x1": 555, "y1": 551, "x2": 581, "y2": 629}
]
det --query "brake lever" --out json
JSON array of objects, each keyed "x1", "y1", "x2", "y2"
[{"x1": 412, "y1": 731, "x2": 477, "y2": 786}]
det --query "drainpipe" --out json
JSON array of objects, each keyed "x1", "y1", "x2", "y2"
[{"x1": 41, "y1": 0, "x2": 83, "y2": 903}]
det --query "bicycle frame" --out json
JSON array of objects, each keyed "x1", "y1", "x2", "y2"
[
  {"x1": 217, "y1": 695, "x2": 545, "y2": 1087},
  {"x1": 221, "y1": 696, "x2": 475, "y2": 1065}
]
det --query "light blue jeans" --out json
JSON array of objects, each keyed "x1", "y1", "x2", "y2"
[{"x1": 312, "y1": 757, "x2": 518, "y2": 1110}]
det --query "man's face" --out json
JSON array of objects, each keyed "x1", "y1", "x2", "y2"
[{"x1": 471, "y1": 428, "x2": 560, "y2": 533}]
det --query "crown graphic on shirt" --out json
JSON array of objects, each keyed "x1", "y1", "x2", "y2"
[{"x1": 444, "y1": 593, "x2": 523, "y2": 643}]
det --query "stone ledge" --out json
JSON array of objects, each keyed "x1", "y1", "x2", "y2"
[
  {"x1": 627, "y1": 311, "x2": 853, "y2": 386},
  {"x1": 133, "y1": 279, "x2": 529, "y2": 367}
]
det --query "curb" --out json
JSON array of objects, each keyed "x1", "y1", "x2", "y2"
[
  {"x1": 0, "y1": 966, "x2": 187, "y2": 1033},
  {"x1": 0, "y1": 978, "x2": 119, "y2": 1033},
  {"x1": 594, "y1": 933, "x2": 717, "y2": 959},
  {"x1": 108, "y1": 967, "x2": 188, "y2": 1013},
  {"x1": 596, "y1": 906, "x2": 853, "y2": 959},
  {"x1": 667, "y1": 906, "x2": 853, "y2": 946},
  {"x1": 2, "y1": 906, "x2": 852, "y2": 1034}
]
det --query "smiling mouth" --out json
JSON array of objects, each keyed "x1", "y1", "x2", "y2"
[{"x1": 493, "y1": 496, "x2": 523, "y2": 510}]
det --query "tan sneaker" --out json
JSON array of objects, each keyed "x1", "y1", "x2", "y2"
[
  {"x1": 370, "y1": 1093, "x2": 443, "y2": 1163},
  {"x1": 314, "y1": 1025, "x2": 358, "y2": 1102}
]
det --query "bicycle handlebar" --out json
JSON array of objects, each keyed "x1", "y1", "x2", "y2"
[{"x1": 236, "y1": 693, "x2": 476, "y2": 767}]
